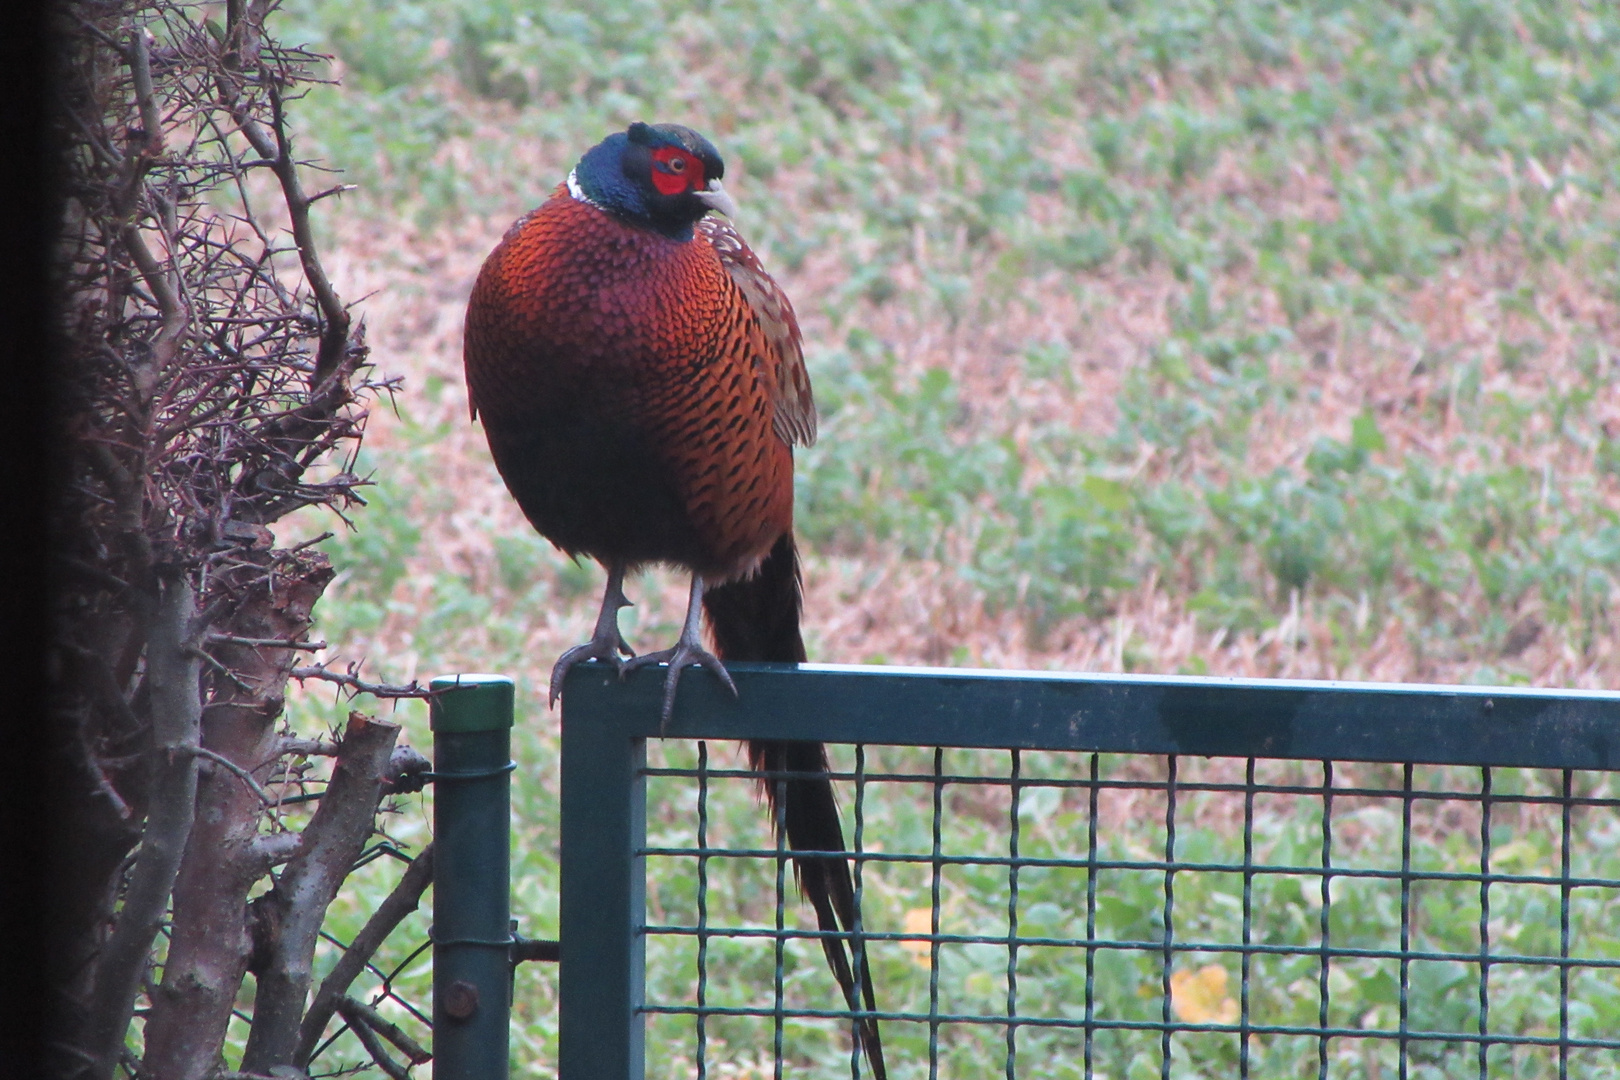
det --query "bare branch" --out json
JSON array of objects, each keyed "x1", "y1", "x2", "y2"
[
  {"x1": 209, "y1": 634, "x2": 327, "y2": 651},
  {"x1": 289, "y1": 662, "x2": 435, "y2": 700},
  {"x1": 232, "y1": 77, "x2": 350, "y2": 386},
  {"x1": 287, "y1": 531, "x2": 333, "y2": 553},
  {"x1": 275, "y1": 735, "x2": 339, "y2": 758},
  {"x1": 293, "y1": 844, "x2": 432, "y2": 1067},
  {"x1": 306, "y1": 183, "x2": 356, "y2": 205},
  {"x1": 332, "y1": 998, "x2": 410, "y2": 1080},
  {"x1": 333, "y1": 996, "x2": 430, "y2": 1066},
  {"x1": 116, "y1": 35, "x2": 190, "y2": 396},
  {"x1": 191, "y1": 645, "x2": 255, "y2": 693},
  {"x1": 146, "y1": 554, "x2": 334, "y2": 1079},
  {"x1": 182, "y1": 745, "x2": 276, "y2": 806},
  {"x1": 240, "y1": 714, "x2": 400, "y2": 1073},
  {"x1": 84, "y1": 748, "x2": 134, "y2": 821},
  {"x1": 126, "y1": 31, "x2": 163, "y2": 151},
  {"x1": 250, "y1": 830, "x2": 304, "y2": 868}
]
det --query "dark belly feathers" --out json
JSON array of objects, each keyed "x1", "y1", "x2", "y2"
[{"x1": 464, "y1": 191, "x2": 793, "y2": 578}]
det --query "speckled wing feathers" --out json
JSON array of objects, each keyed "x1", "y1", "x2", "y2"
[
  {"x1": 698, "y1": 216, "x2": 817, "y2": 448},
  {"x1": 463, "y1": 193, "x2": 804, "y2": 580}
]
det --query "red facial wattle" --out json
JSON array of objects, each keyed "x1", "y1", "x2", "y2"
[{"x1": 650, "y1": 145, "x2": 704, "y2": 196}]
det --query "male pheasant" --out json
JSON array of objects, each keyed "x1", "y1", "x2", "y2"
[{"x1": 463, "y1": 122, "x2": 884, "y2": 1076}]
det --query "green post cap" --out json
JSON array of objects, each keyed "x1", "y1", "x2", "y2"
[{"x1": 430, "y1": 674, "x2": 516, "y2": 732}]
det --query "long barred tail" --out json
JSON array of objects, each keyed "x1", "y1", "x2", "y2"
[{"x1": 703, "y1": 532, "x2": 885, "y2": 1080}]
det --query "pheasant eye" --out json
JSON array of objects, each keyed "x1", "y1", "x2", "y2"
[{"x1": 650, "y1": 147, "x2": 703, "y2": 196}]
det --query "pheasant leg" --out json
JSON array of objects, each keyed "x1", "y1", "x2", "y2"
[
  {"x1": 549, "y1": 562, "x2": 635, "y2": 706},
  {"x1": 621, "y1": 573, "x2": 738, "y2": 730}
]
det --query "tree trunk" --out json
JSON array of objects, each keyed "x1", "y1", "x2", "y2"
[
  {"x1": 144, "y1": 553, "x2": 333, "y2": 1080},
  {"x1": 82, "y1": 576, "x2": 203, "y2": 1080},
  {"x1": 239, "y1": 713, "x2": 401, "y2": 1074}
]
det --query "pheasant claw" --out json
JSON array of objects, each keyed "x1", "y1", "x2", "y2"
[
  {"x1": 621, "y1": 638, "x2": 738, "y2": 734},
  {"x1": 619, "y1": 573, "x2": 737, "y2": 731},
  {"x1": 549, "y1": 563, "x2": 635, "y2": 707}
]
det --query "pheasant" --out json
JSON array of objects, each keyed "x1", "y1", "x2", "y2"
[{"x1": 463, "y1": 122, "x2": 884, "y2": 1076}]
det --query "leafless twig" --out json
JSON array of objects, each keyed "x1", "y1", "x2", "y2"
[
  {"x1": 182, "y1": 745, "x2": 275, "y2": 806},
  {"x1": 332, "y1": 998, "x2": 409, "y2": 1080},
  {"x1": 210, "y1": 634, "x2": 328, "y2": 650},
  {"x1": 289, "y1": 663, "x2": 435, "y2": 699},
  {"x1": 334, "y1": 996, "x2": 430, "y2": 1066},
  {"x1": 232, "y1": 72, "x2": 350, "y2": 386},
  {"x1": 276, "y1": 735, "x2": 340, "y2": 758}
]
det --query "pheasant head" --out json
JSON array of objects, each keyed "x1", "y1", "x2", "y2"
[{"x1": 569, "y1": 121, "x2": 737, "y2": 239}]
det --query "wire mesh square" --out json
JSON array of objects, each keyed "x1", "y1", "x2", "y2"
[{"x1": 639, "y1": 742, "x2": 1620, "y2": 1079}]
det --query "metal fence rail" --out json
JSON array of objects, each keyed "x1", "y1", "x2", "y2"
[{"x1": 556, "y1": 663, "x2": 1620, "y2": 1080}]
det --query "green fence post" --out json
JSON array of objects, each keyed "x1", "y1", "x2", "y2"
[
  {"x1": 431, "y1": 674, "x2": 515, "y2": 1080},
  {"x1": 558, "y1": 669, "x2": 647, "y2": 1080}
]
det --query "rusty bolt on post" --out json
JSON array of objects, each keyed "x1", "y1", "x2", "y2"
[{"x1": 442, "y1": 979, "x2": 480, "y2": 1021}]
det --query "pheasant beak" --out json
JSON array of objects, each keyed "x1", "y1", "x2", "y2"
[{"x1": 694, "y1": 179, "x2": 738, "y2": 218}]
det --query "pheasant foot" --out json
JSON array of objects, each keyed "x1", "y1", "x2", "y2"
[
  {"x1": 549, "y1": 563, "x2": 635, "y2": 706},
  {"x1": 620, "y1": 573, "x2": 738, "y2": 731}
]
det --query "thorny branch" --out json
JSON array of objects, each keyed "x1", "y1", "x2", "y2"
[
  {"x1": 50, "y1": 3, "x2": 431, "y2": 1079},
  {"x1": 342, "y1": 997, "x2": 431, "y2": 1067},
  {"x1": 210, "y1": 634, "x2": 328, "y2": 650},
  {"x1": 290, "y1": 661, "x2": 436, "y2": 700}
]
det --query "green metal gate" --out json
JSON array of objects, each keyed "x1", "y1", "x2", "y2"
[{"x1": 439, "y1": 664, "x2": 1620, "y2": 1078}]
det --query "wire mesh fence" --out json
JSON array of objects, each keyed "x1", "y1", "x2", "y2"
[
  {"x1": 618, "y1": 684, "x2": 1620, "y2": 1080},
  {"x1": 305, "y1": 925, "x2": 434, "y2": 1077}
]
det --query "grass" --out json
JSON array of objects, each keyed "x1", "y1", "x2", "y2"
[
  {"x1": 248, "y1": 0, "x2": 1620, "y2": 1074},
  {"x1": 640, "y1": 750, "x2": 1620, "y2": 1079}
]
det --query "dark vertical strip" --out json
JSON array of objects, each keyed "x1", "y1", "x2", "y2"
[
  {"x1": 1160, "y1": 756, "x2": 1178, "y2": 1080},
  {"x1": 1005, "y1": 750, "x2": 1021, "y2": 1080},
  {"x1": 852, "y1": 745, "x2": 868, "y2": 1079},
  {"x1": 1084, "y1": 754, "x2": 1100, "y2": 1080},
  {"x1": 1239, "y1": 758, "x2": 1256, "y2": 1079},
  {"x1": 1398, "y1": 764, "x2": 1413, "y2": 1080},
  {"x1": 2, "y1": 0, "x2": 55, "y2": 1058},
  {"x1": 1477, "y1": 766, "x2": 1493, "y2": 1079},
  {"x1": 772, "y1": 772, "x2": 788, "y2": 1080},
  {"x1": 1317, "y1": 761, "x2": 1333, "y2": 1080},
  {"x1": 1559, "y1": 768, "x2": 1573, "y2": 1080},
  {"x1": 696, "y1": 742, "x2": 710, "y2": 1080},
  {"x1": 929, "y1": 749, "x2": 945, "y2": 1080}
]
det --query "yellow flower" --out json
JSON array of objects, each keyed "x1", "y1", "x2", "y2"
[
  {"x1": 900, "y1": 908, "x2": 934, "y2": 970},
  {"x1": 1170, "y1": 964, "x2": 1239, "y2": 1024}
]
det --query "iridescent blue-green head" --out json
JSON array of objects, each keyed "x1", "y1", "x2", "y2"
[{"x1": 570, "y1": 122, "x2": 735, "y2": 240}]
